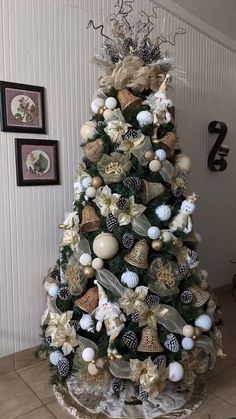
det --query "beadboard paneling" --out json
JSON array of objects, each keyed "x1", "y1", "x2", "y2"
[{"x1": 0, "y1": 0, "x2": 236, "y2": 357}]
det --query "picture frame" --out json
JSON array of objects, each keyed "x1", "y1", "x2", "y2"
[
  {"x1": 15, "y1": 138, "x2": 60, "y2": 186},
  {"x1": 0, "y1": 81, "x2": 46, "y2": 133}
]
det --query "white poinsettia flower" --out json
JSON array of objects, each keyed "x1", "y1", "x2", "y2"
[
  {"x1": 93, "y1": 185, "x2": 120, "y2": 216},
  {"x1": 45, "y1": 311, "x2": 73, "y2": 340},
  {"x1": 104, "y1": 108, "x2": 130, "y2": 143},
  {"x1": 115, "y1": 196, "x2": 146, "y2": 226},
  {"x1": 51, "y1": 325, "x2": 80, "y2": 356}
]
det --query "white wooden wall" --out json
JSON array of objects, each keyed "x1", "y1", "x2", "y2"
[{"x1": 0, "y1": 0, "x2": 235, "y2": 357}]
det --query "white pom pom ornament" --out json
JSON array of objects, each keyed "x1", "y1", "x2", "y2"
[
  {"x1": 50, "y1": 351, "x2": 63, "y2": 366},
  {"x1": 91, "y1": 98, "x2": 105, "y2": 113},
  {"x1": 48, "y1": 284, "x2": 59, "y2": 298},
  {"x1": 92, "y1": 258, "x2": 104, "y2": 270},
  {"x1": 155, "y1": 149, "x2": 166, "y2": 161},
  {"x1": 155, "y1": 205, "x2": 171, "y2": 221},
  {"x1": 81, "y1": 176, "x2": 92, "y2": 189},
  {"x1": 79, "y1": 253, "x2": 92, "y2": 266},
  {"x1": 195, "y1": 314, "x2": 212, "y2": 331},
  {"x1": 79, "y1": 314, "x2": 94, "y2": 331},
  {"x1": 137, "y1": 110, "x2": 153, "y2": 127},
  {"x1": 80, "y1": 121, "x2": 96, "y2": 141},
  {"x1": 121, "y1": 271, "x2": 139, "y2": 288},
  {"x1": 181, "y1": 337, "x2": 194, "y2": 350},
  {"x1": 105, "y1": 97, "x2": 117, "y2": 110},
  {"x1": 148, "y1": 226, "x2": 161, "y2": 240},
  {"x1": 85, "y1": 186, "x2": 96, "y2": 198},
  {"x1": 82, "y1": 347, "x2": 96, "y2": 362},
  {"x1": 168, "y1": 362, "x2": 184, "y2": 382}
]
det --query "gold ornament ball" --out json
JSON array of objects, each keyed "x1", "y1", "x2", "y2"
[
  {"x1": 193, "y1": 326, "x2": 202, "y2": 338},
  {"x1": 151, "y1": 239, "x2": 163, "y2": 251},
  {"x1": 99, "y1": 106, "x2": 106, "y2": 115},
  {"x1": 149, "y1": 159, "x2": 162, "y2": 172},
  {"x1": 144, "y1": 149, "x2": 155, "y2": 161},
  {"x1": 91, "y1": 176, "x2": 103, "y2": 189},
  {"x1": 80, "y1": 121, "x2": 96, "y2": 142},
  {"x1": 93, "y1": 232, "x2": 119, "y2": 259},
  {"x1": 83, "y1": 266, "x2": 96, "y2": 279}
]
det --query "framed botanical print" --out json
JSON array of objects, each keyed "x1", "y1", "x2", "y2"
[
  {"x1": 0, "y1": 81, "x2": 46, "y2": 133},
  {"x1": 15, "y1": 138, "x2": 59, "y2": 186}
]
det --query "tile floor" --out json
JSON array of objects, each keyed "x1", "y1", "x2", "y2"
[{"x1": 0, "y1": 286, "x2": 235, "y2": 419}]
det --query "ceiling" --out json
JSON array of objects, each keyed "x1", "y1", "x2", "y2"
[{"x1": 172, "y1": 0, "x2": 236, "y2": 42}]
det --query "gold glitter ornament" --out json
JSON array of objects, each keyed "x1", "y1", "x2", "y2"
[
  {"x1": 83, "y1": 266, "x2": 96, "y2": 279},
  {"x1": 117, "y1": 88, "x2": 142, "y2": 112},
  {"x1": 91, "y1": 176, "x2": 103, "y2": 189},
  {"x1": 83, "y1": 139, "x2": 103, "y2": 163},
  {"x1": 141, "y1": 180, "x2": 165, "y2": 204},
  {"x1": 144, "y1": 149, "x2": 155, "y2": 161},
  {"x1": 151, "y1": 239, "x2": 163, "y2": 251},
  {"x1": 75, "y1": 287, "x2": 99, "y2": 313},
  {"x1": 138, "y1": 326, "x2": 163, "y2": 352},
  {"x1": 124, "y1": 240, "x2": 149, "y2": 269},
  {"x1": 80, "y1": 206, "x2": 100, "y2": 233}
]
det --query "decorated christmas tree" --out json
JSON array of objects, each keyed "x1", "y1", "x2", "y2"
[{"x1": 38, "y1": 4, "x2": 225, "y2": 418}]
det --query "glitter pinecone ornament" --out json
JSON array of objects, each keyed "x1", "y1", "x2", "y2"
[
  {"x1": 69, "y1": 319, "x2": 80, "y2": 332},
  {"x1": 123, "y1": 232, "x2": 134, "y2": 249},
  {"x1": 180, "y1": 290, "x2": 193, "y2": 304},
  {"x1": 154, "y1": 354, "x2": 166, "y2": 368},
  {"x1": 145, "y1": 294, "x2": 160, "y2": 307},
  {"x1": 122, "y1": 127, "x2": 138, "y2": 140},
  {"x1": 138, "y1": 41, "x2": 160, "y2": 64},
  {"x1": 82, "y1": 156, "x2": 92, "y2": 169},
  {"x1": 164, "y1": 333, "x2": 180, "y2": 353},
  {"x1": 122, "y1": 331, "x2": 138, "y2": 349},
  {"x1": 178, "y1": 264, "x2": 189, "y2": 279},
  {"x1": 112, "y1": 378, "x2": 125, "y2": 395},
  {"x1": 117, "y1": 197, "x2": 129, "y2": 210},
  {"x1": 138, "y1": 385, "x2": 149, "y2": 401},
  {"x1": 106, "y1": 214, "x2": 119, "y2": 232},
  {"x1": 58, "y1": 286, "x2": 71, "y2": 300},
  {"x1": 58, "y1": 357, "x2": 70, "y2": 377},
  {"x1": 123, "y1": 176, "x2": 142, "y2": 190},
  {"x1": 131, "y1": 311, "x2": 139, "y2": 323}
]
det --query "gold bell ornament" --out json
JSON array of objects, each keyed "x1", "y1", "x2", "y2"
[
  {"x1": 117, "y1": 88, "x2": 142, "y2": 112},
  {"x1": 80, "y1": 206, "x2": 100, "y2": 233},
  {"x1": 159, "y1": 132, "x2": 177, "y2": 157},
  {"x1": 124, "y1": 240, "x2": 149, "y2": 269},
  {"x1": 141, "y1": 180, "x2": 165, "y2": 205},
  {"x1": 189, "y1": 286, "x2": 210, "y2": 308},
  {"x1": 75, "y1": 287, "x2": 99, "y2": 313},
  {"x1": 83, "y1": 139, "x2": 104, "y2": 163},
  {"x1": 138, "y1": 326, "x2": 163, "y2": 352}
]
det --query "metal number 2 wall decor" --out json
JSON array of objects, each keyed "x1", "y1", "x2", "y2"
[{"x1": 208, "y1": 121, "x2": 229, "y2": 171}]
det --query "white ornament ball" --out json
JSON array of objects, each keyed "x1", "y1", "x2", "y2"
[
  {"x1": 88, "y1": 362, "x2": 99, "y2": 376},
  {"x1": 79, "y1": 253, "x2": 92, "y2": 266},
  {"x1": 195, "y1": 232, "x2": 202, "y2": 243},
  {"x1": 121, "y1": 271, "x2": 139, "y2": 288},
  {"x1": 137, "y1": 110, "x2": 153, "y2": 127},
  {"x1": 79, "y1": 314, "x2": 93, "y2": 331},
  {"x1": 155, "y1": 204, "x2": 171, "y2": 221},
  {"x1": 50, "y1": 351, "x2": 63, "y2": 366},
  {"x1": 195, "y1": 314, "x2": 212, "y2": 332},
  {"x1": 82, "y1": 347, "x2": 96, "y2": 362},
  {"x1": 200, "y1": 269, "x2": 208, "y2": 280},
  {"x1": 93, "y1": 232, "x2": 119, "y2": 259},
  {"x1": 182, "y1": 325, "x2": 194, "y2": 338},
  {"x1": 149, "y1": 159, "x2": 162, "y2": 172},
  {"x1": 91, "y1": 98, "x2": 105, "y2": 113},
  {"x1": 105, "y1": 97, "x2": 117, "y2": 110},
  {"x1": 48, "y1": 284, "x2": 59, "y2": 298},
  {"x1": 181, "y1": 200, "x2": 195, "y2": 215},
  {"x1": 80, "y1": 121, "x2": 96, "y2": 141},
  {"x1": 85, "y1": 186, "x2": 97, "y2": 198},
  {"x1": 168, "y1": 362, "x2": 184, "y2": 382},
  {"x1": 182, "y1": 337, "x2": 194, "y2": 350},
  {"x1": 148, "y1": 226, "x2": 161, "y2": 240},
  {"x1": 92, "y1": 257, "x2": 104, "y2": 270},
  {"x1": 103, "y1": 109, "x2": 114, "y2": 120},
  {"x1": 200, "y1": 279, "x2": 209, "y2": 290},
  {"x1": 161, "y1": 231, "x2": 172, "y2": 243},
  {"x1": 155, "y1": 149, "x2": 167, "y2": 161},
  {"x1": 81, "y1": 176, "x2": 92, "y2": 189}
]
